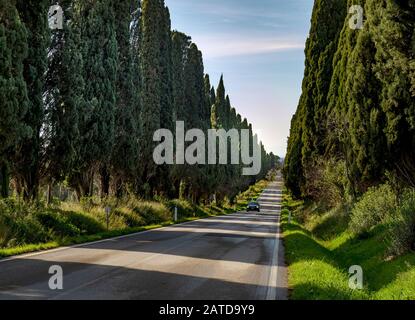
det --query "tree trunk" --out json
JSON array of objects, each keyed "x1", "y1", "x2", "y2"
[
  {"x1": 23, "y1": 169, "x2": 39, "y2": 202},
  {"x1": 46, "y1": 183, "x2": 52, "y2": 205},
  {"x1": 0, "y1": 164, "x2": 9, "y2": 198},
  {"x1": 100, "y1": 165, "x2": 111, "y2": 199}
]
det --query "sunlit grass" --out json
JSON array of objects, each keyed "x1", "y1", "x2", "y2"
[{"x1": 282, "y1": 195, "x2": 415, "y2": 300}]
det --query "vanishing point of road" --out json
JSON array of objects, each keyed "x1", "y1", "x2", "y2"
[{"x1": 0, "y1": 175, "x2": 287, "y2": 300}]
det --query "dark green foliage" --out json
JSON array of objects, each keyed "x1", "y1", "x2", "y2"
[
  {"x1": 0, "y1": 199, "x2": 50, "y2": 246},
  {"x1": 132, "y1": 202, "x2": 171, "y2": 225},
  {"x1": 0, "y1": 0, "x2": 29, "y2": 198},
  {"x1": 69, "y1": 0, "x2": 118, "y2": 197},
  {"x1": 285, "y1": 0, "x2": 347, "y2": 198},
  {"x1": 111, "y1": 0, "x2": 141, "y2": 196},
  {"x1": 113, "y1": 208, "x2": 144, "y2": 228},
  {"x1": 139, "y1": 0, "x2": 169, "y2": 197},
  {"x1": 212, "y1": 75, "x2": 227, "y2": 129},
  {"x1": 36, "y1": 211, "x2": 80, "y2": 237},
  {"x1": 171, "y1": 31, "x2": 191, "y2": 122},
  {"x1": 44, "y1": 0, "x2": 83, "y2": 186},
  {"x1": 371, "y1": 0, "x2": 415, "y2": 186},
  {"x1": 13, "y1": 0, "x2": 50, "y2": 200},
  {"x1": 285, "y1": 0, "x2": 415, "y2": 200},
  {"x1": 60, "y1": 210, "x2": 105, "y2": 234},
  {"x1": 387, "y1": 189, "x2": 415, "y2": 256}
]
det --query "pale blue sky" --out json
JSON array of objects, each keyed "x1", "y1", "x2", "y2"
[{"x1": 165, "y1": 0, "x2": 314, "y2": 156}]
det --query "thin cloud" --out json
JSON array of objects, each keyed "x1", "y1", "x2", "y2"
[
  {"x1": 194, "y1": 35, "x2": 305, "y2": 58},
  {"x1": 168, "y1": 0, "x2": 289, "y2": 20}
]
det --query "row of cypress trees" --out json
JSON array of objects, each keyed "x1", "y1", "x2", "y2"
[
  {"x1": 0, "y1": 0, "x2": 278, "y2": 203},
  {"x1": 284, "y1": 0, "x2": 415, "y2": 199}
]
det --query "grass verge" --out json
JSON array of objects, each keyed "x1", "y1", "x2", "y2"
[{"x1": 282, "y1": 194, "x2": 415, "y2": 300}]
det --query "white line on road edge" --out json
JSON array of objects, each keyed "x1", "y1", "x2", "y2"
[{"x1": 266, "y1": 212, "x2": 281, "y2": 300}]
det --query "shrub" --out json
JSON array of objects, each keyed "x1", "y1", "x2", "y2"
[
  {"x1": 113, "y1": 207, "x2": 144, "y2": 228},
  {"x1": 0, "y1": 199, "x2": 50, "y2": 247},
  {"x1": 166, "y1": 199, "x2": 194, "y2": 218},
  {"x1": 86, "y1": 206, "x2": 126, "y2": 230},
  {"x1": 36, "y1": 211, "x2": 80, "y2": 237},
  {"x1": 304, "y1": 158, "x2": 349, "y2": 208},
  {"x1": 310, "y1": 206, "x2": 351, "y2": 240},
  {"x1": 132, "y1": 202, "x2": 171, "y2": 225},
  {"x1": 386, "y1": 190, "x2": 415, "y2": 257},
  {"x1": 1, "y1": 213, "x2": 50, "y2": 247},
  {"x1": 79, "y1": 197, "x2": 96, "y2": 212},
  {"x1": 60, "y1": 210, "x2": 105, "y2": 235},
  {"x1": 194, "y1": 205, "x2": 209, "y2": 217},
  {"x1": 350, "y1": 184, "x2": 397, "y2": 236}
]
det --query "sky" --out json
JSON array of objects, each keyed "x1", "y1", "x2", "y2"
[{"x1": 164, "y1": 0, "x2": 314, "y2": 157}]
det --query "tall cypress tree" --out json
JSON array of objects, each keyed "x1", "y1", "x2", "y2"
[
  {"x1": 210, "y1": 76, "x2": 230, "y2": 203},
  {"x1": 171, "y1": 31, "x2": 191, "y2": 122},
  {"x1": 170, "y1": 31, "x2": 190, "y2": 197},
  {"x1": 286, "y1": 0, "x2": 415, "y2": 198},
  {"x1": 69, "y1": 0, "x2": 118, "y2": 197},
  {"x1": 204, "y1": 74, "x2": 214, "y2": 112},
  {"x1": 139, "y1": 0, "x2": 161, "y2": 197},
  {"x1": 139, "y1": 0, "x2": 174, "y2": 197},
  {"x1": 110, "y1": 0, "x2": 141, "y2": 196},
  {"x1": 211, "y1": 75, "x2": 227, "y2": 130},
  {"x1": 285, "y1": 0, "x2": 347, "y2": 198},
  {"x1": 0, "y1": 0, "x2": 29, "y2": 198},
  {"x1": 44, "y1": 0, "x2": 83, "y2": 190},
  {"x1": 183, "y1": 43, "x2": 208, "y2": 202},
  {"x1": 14, "y1": 0, "x2": 50, "y2": 200},
  {"x1": 372, "y1": 0, "x2": 415, "y2": 185}
]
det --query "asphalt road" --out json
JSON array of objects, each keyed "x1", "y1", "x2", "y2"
[{"x1": 0, "y1": 178, "x2": 287, "y2": 300}]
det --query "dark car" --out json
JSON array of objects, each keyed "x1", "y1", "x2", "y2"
[{"x1": 247, "y1": 201, "x2": 260, "y2": 212}]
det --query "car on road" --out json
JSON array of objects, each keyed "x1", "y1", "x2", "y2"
[{"x1": 246, "y1": 201, "x2": 260, "y2": 212}]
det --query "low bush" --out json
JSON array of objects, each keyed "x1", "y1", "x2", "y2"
[
  {"x1": 0, "y1": 199, "x2": 50, "y2": 247},
  {"x1": 386, "y1": 190, "x2": 415, "y2": 257},
  {"x1": 113, "y1": 207, "x2": 144, "y2": 228},
  {"x1": 309, "y1": 206, "x2": 351, "y2": 241},
  {"x1": 303, "y1": 158, "x2": 349, "y2": 208},
  {"x1": 165, "y1": 199, "x2": 195, "y2": 218},
  {"x1": 60, "y1": 210, "x2": 105, "y2": 235},
  {"x1": 132, "y1": 202, "x2": 171, "y2": 225},
  {"x1": 1, "y1": 213, "x2": 50, "y2": 247},
  {"x1": 36, "y1": 211, "x2": 80, "y2": 237},
  {"x1": 79, "y1": 197, "x2": 97, "y2": 212},
  {"x1": 349, "y1": 184, "x2": 397, "y2": 236}
]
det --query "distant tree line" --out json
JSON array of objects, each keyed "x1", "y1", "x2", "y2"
[
  {"x1": 0, "y1": 0, "x2": 278, "y2": 204},
  {"x1": 284, "y1": 0, "x2": 415, "y2": 200}
]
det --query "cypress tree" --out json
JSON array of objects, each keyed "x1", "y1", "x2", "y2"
[
  {"x1": 0, "y1": 0, "x2": 29, "y2": 198},
  {"x1": 139, "y1": 0, "x2": 174, "y2": 197},
  {"x1": 170, "y1": 31, "x2": 190, "y2": 197},
  {"x1": 44, "y1": 0, "x2": 83, "y2": 190},
  {"x1": 14, "y1": 0, "x2": 50, "y2": 200},
  {"x1": 204, "y1": 74, "x2": 214, "y2": 111},
  {"x1": 69, "y1": 0, "x2": 118, "y2": 197},
  {"x1": 285, "y1": 0, "x2": 347, "y2": 198},
  {"x1": 286, "y1": 0, "x2": 415, "y2": 198},
  {"x1": 182, "y1": 43, "x2": 208, "y2": 202},
  {"x1": 371, "y1": 0, "x2": 415, "y2": 185},
  {"x1": 171, "y1": 31, "x2": 191, "y2": 122},
  {"x1": 344, "y1": 13, "x2": 385, "y2": 192},
  {"x1": 111, "y1": 0, "x2": 141, "y2": 196},
  {"x1": 210, "y1": 76, "x2": 228, "y2": 203},
  {"x1": 212, "y1": 75, "x2": 226, "y2": 129}
]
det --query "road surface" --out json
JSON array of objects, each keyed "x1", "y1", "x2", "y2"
[{"x1": 0, "y1": 177, "x2": 286, "y2": 300}]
